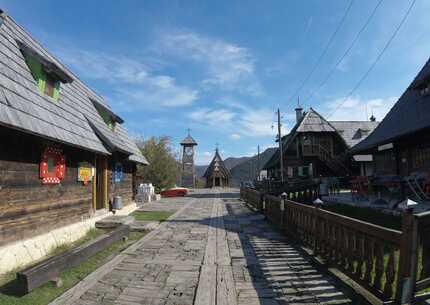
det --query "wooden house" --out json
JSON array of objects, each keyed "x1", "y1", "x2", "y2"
[
  {"x1": 203, "y1": 149, "x2": 231, "y2": 188},
  {"x1": 264, "y1": 106, "x2": 378, "y2": 180},
  {"x1": 0, "y1": 10, "x2": 148, "y2": 273},
  {"x1": 351, "y1": 57, "x2": 430, "y2": 201}
]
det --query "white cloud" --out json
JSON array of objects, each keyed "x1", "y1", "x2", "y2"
[
  {"x1": 188, "y1": 106, "x2": 288, "y2": 139},
  {"x1": 195, "y1": 151, "x2": 214, "y2": 165},
  {"x1": 240, "y1": 108, "x2": 289, "y2": 137},
  {"x1": 230, "y1": 133, "x2": 241, "y2": 140},
  {"x1": 325, "y1": 96, "x2": 398, "y2": 121},
  {"x1": 56, "y1": 48, "x2": 198, "y2": 108},
  {"x1": 158, "y1": 30, "x2": 262, "y2": 96},
  {"x1": 188, "y1": 108, "x2": 236, "y2": 126}
]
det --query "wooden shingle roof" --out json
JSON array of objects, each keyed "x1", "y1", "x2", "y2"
[
  {"x1": 263, "y1": 108, "x2": 377, "y2": 170},
  {"x1": 352, "y1": 57, "x2": 430, "y2": 152},
  {"x1": 180, "y1": 135, "x2": 198, "y2": 146},
  {"x1": 0, "y1": 11, "x2": 147, "y2": 164},
  {"x1": 329, "y1": 121, "x2": 379, "y2": 148},
  {"x1": 203, "y1": 149, "x2": 231, "y2": 178}
]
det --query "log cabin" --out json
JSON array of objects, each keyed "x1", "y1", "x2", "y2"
[
  {"x1": 0, "y1": 10, "x2": 148, "y2": 273},
  {"x1": 264, "y1": 106, "x2": 378, "y2": 180},
  {"x1": 351, "y1": 57, "x2": 430, "y2": 203},
  {"x1": 203, "y1": 148, "x2": 231, "y2": 188}
]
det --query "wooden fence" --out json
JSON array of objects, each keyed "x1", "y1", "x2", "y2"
[
  {"x1": 415, "y1": 211, "x2": 430, "y2": 294},
  {"x1": 239, "y1": 187, "x2": 430, "y2": 304}
]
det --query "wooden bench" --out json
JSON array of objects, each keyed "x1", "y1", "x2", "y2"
[{"x1": 16, "y1": 224, "x2": 130, "y2": 294}]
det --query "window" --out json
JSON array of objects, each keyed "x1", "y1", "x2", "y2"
[
  {"x1": 91, "y1": 99, "x2": 123, "y2": 131},
  {"x1": 24, "y1": 54, "x2": 61, "y2": 101},
  {"x1": 411, "y1": 146, "x2": 430, "y2": 170},
  {"x1": 98, "y1": 107, "x2": 115, "y2": 130}
]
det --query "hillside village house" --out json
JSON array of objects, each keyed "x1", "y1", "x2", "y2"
[
  {"x1": 0, "y1": 10, "x2": 148, "y2": 273},
  {"x1": 264, "y1": 106, "x2": 378, "y2": 180},
  {"x1": 351, "y1": 57, "x2": 430, "y2": 204}
]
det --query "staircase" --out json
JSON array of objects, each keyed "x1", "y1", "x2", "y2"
[{"x1": 316, "y1": 145, "x2": 350, "y2": 176}]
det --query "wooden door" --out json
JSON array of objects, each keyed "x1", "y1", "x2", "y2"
[{"x1": 95, "y1": 156, "x2": 108, "y2": 210}]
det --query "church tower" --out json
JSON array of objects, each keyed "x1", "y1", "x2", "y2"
[{"x1": 180, "y1": 130, "x2": 198, "y2": 188}]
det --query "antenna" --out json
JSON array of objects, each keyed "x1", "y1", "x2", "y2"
[{"x1": 187, "y1": 128, "x2": 191, "y2": 136}]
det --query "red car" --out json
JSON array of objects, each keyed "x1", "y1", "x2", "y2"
[{"x1": 160, "y1": 187, "x2": 188, "y2": 197}]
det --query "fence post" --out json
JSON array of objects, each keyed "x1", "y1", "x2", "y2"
[
  {"x1": 262, "y1": 195, "x2": 266, "y2": 217},
  {"x1": 396, "y1": 209, "x2": 419, "y2": 304},
  {"x1": 280, "y1": 193, "x2": 287, "y2": 228},
  {"x1": 313, "y1": 203, "x2": 320, "y2": 255}
]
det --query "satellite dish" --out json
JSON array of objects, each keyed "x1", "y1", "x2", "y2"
[{"x1": 313, "y1": 198, "x2": 324, "y2": 205}]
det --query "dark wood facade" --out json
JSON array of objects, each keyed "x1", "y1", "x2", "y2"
[
  {"x1": 264, "y1": 108, "x2": 376, "y2": 180},
  {"x1": 362, "y1": 128, "x2": 430, "y2": 177},
  {"x1": 0, "y1": 127, "x2": 138, "y2": 247}
]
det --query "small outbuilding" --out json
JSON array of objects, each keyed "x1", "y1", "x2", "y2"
[{"x1": 203, "y1": 148, "x2": 231, "y2": 188}]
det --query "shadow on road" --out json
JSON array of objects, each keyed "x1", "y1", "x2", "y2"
[{"x1": 168, "y1": 190, "x2": 370, "y2": 305}]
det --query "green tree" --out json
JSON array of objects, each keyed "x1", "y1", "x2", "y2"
[{"x1": 137, "y1": 136, "x2": 180, "y2": 192}]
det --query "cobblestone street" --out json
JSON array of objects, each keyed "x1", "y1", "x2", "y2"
[{"x1": 51, "y1": 189, "x2": 364, "y2": 305}]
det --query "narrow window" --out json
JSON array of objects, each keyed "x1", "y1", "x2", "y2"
[{"x1": 23, "y1": 54, "x2": 61, "y2": 101}]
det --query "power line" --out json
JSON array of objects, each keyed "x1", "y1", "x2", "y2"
[
  {"x1": 304, "y1": 0, "x2": 383, "y2": 105},
  {"x1": 287, "y1": 0, "x2": 354, "y2": 104},
  {"x1": 327, "y1": 0, "x2": 416, "y2": 119}
]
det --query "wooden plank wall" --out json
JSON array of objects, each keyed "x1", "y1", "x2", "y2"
[
  {"x1": 109, "y1": 159, "x2": 135, "y2": 206},
  {"x1": 0, "y1": 127, "x2": 94, "y2": 246}
]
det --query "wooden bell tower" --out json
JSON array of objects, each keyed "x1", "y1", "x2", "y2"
[{"x1": 180, "y1": 129, "x2": 198, "y2": 188}]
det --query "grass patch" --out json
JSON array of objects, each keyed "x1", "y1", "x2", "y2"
[
  {"x1": 131, "y1": 210, "x2": 173, "y2": 222},
  {"x1": 0, "y1": 231, "x2": 146, "y2": 305},
  {"x1": 322, "y1": 204, "x2": 401, "y2": 230}
]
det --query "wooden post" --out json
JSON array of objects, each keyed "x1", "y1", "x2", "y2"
[
  {"x1": 280, "y1": 194, "x2": 286, "y2": 228},
  {"x1": 313, "y1": 203, "x2": 320, "y2": 255},
  {"x1": 396, "y1": 209, "x2": 419, "y2": 304},
  {"x1": 92, "y1": 155, "x2": 97, "y2": 211},
  {"x1": 103, "y1": 157, "x2": 109, "y2": 209}
]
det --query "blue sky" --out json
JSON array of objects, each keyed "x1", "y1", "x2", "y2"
[{"x1": 1, "y1": 1, "x2": 429, "y2": 164}]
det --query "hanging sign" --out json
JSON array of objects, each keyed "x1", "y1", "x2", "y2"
[
  {"x1": 78, "y1": 163, "x2": 94, "y2": 185},
  {"x1": 40, "y1": 146, "x2": 66, "y2": 184},
  {"x1": 113, "y1": 162, "x2": 123, "y2": 183}
]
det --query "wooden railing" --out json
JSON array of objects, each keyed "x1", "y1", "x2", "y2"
[
  {"x1": 239, "y1": 187, "x2": 430, "y2": 304},
  {"x1": 255, "y1": 179, "x2": 319, "y2": 199},
  {"x1": 415, "y1": 211, "x2": 430, "y2": 294},
  {"x1": 240, "y1": 187, "x2": 263, "y2": 211}
]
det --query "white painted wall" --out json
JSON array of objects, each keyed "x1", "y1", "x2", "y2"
[{"x1": 0, "y1": 203, "x2": 138, "y2": 275}]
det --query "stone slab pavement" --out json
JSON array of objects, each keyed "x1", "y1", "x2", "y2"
[{"x1": 51, "y1": 188, "x2": 368, "y2": 305}]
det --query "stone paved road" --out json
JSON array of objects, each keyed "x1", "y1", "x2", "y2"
[{"x1": 52, "y1": 189, "x2": 366, "y2": 305}]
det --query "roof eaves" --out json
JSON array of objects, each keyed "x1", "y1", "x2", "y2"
[{"x1": 90, "y1": 97, "x2": 124, "y2": 124}]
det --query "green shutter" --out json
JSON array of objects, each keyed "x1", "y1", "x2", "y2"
[
  {"x1": 98, "y1": 107, "x2": 114, "y2": 129},
  {"x1": 25, "y1": 55, "x2": 46, "y2": 94},
  {"x1": 53, "y1": 82, "x2": 60, "y2": 101}
]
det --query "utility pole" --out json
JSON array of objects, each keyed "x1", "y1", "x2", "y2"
[
  {"x1": 257, "y1": 145, "x2": 260, "y2": 181},
  {"x1": 277, "y1": 108, "x2": 284, "y2": 182}
]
